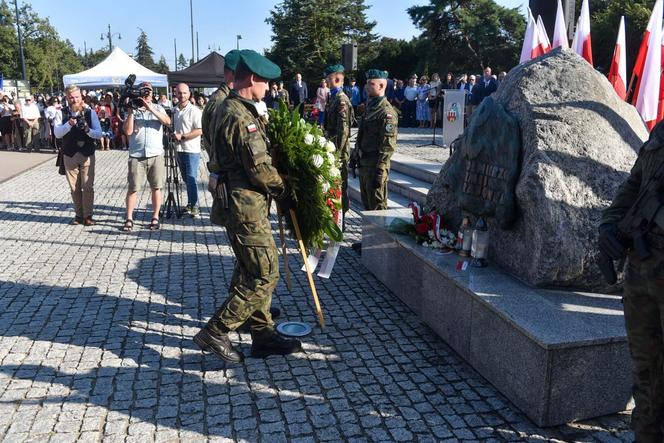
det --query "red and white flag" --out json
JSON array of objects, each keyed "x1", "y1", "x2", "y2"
[
  {"x1": 537, "y1": 16, "x2": 551, "y2": 54},
  {"x1": 520, "y1": 9, "x2": 537, "y2": 63},
  {"x1": 572, "y1": 0, "x2": 593, "y2": 65},
  {"x1": 552, "y1": 0, "x2": 569, "y2": 49},
  {"x1": 607, "y1": 16, "x2": 627, "y2": 100},
  {"x1": 631, "y1": 0, "x2": 662, "y2": 105},
  {"x1": 635, "y1": 0, "x2": 663, "y2": 130}
]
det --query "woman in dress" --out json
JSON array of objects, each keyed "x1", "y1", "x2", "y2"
[
  {"x1": 315, "y1": 78, "x2": 329, "y2": 127},
  {"x1": 416, "y1": 76, "x2": 430, "y2": 128},
  {"x1": 0, "y1": 96, "x2": 15, "y2": 150}
]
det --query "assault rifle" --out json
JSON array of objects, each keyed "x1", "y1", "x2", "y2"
[{"x1": 599, "y1": 159, "x2": 664, "y2": 284}]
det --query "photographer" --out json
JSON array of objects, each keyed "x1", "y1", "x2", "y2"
[
  {"x1": 122, "y1": 82, "x2": 171, "y2": 231},
  {"x1": 172, "y1": 83, "x2": 203, "y2": 218},
  {"x1": 54, "y1": 85, "x2": 103, "y2": 226}
]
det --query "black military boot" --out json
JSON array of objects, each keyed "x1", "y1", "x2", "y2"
[
  {"x1": 251, "y1": 331, "x2": 302, "y2": 358},
  {"x1": 237, "y1": 307, "x2": 282, "y2": 333},
  {"x1": 194, "y1": 327, "x2": 243, "y2": 363}
]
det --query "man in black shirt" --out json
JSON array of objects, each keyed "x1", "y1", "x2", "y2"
[{"x1": 54, "y1": 85, "x2": 103, "y2": 226}]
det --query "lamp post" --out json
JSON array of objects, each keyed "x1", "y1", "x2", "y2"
[
  {"x1": 236, "y1": 34, "x2": 242, "y2": 50},
  {"x1": 189, "y1": 0, "x2": 195, "y2": 65},
  {"x1": 13, "y1": 0, "x2": 27, "y2": 81},
  {"x1": 100, "y1": 24, "x2": 121, "y2": 52}
]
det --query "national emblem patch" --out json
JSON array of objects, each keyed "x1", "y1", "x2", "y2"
[{"x1": 247, "y1": 123, "x2": 257, "y2": 133}]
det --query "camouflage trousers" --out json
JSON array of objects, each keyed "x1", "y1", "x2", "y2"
[
  {"x1": 359, "y1": 166, "x2": 389, "y2": 211},
  {"x1": 208, "y1": 218, "x2": 279, "y2": 336},
  {"x1": 340, "y1": 160, "x2": 349, "y2": 214},
  {"x1": 623, "y1": 252, "x2": 664, "y2": 443}
]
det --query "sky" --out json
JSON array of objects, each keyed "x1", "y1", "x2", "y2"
[{"x1": 25, "y1": 0, "x2": 526, "y2": 70}]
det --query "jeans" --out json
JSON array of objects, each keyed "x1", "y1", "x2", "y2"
[{"x1": 177, "y1": 152, "x2": 200, "y2": 207}]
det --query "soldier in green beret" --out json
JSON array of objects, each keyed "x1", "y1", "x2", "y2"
[
  {"x1": 351, "y1": 69, "x2": 398, "y2": 212},
  {"x1": 322, "y1": 64, "x2": 354, "y2": 220},
  {"x1": 203, "y1": 49, "x2": 240, "y2": 200},
  {"x1": 194, "y1": 49, "x2": 301, "y2": 362}
]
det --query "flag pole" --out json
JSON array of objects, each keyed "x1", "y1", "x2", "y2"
[{"x1": 289, "y1": 208, "x2": 325, "y2": 328}]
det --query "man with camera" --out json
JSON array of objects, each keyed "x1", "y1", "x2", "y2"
[
  {"x1": 54, "y1": 85, "x2": 103, "y2": 226},
  {"x1": 122, "y1": 82, "x2": 171, "y2": 231},
  {"x1": 172, "y1": 83, "x2": 203, "y2": 218}
]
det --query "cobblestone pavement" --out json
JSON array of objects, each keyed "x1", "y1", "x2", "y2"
[
  {"x1": 394, "y1": 128, "x2": 451, "y2": 165},
  {"x1": 0, "y1": 151, "x2": 633, "y2": 442}
]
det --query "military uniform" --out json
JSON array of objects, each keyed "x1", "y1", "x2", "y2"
[
  {"x1": 356, "y1": 92, "x2": 398, "y2": 210},
  {"x1": 195, "y1": 50, "x2": 300, "y2": 362},
  {"x1": 601, "y1": 121, "x2": 664, "y2": 442},
  {"x1": 202, "y1": 82, "x2": 231, "y2": 156},
  {"x1": 323, "y1": 87, "x2": 353, "y2": 213}
]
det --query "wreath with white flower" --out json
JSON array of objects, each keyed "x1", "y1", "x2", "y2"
[{"x1": 268, "y1": 101, "x2": 343, "y2": 248}]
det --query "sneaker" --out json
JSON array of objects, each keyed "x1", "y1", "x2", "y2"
[
  {"x1": 182, "y1": 205, "x2": 192, "y2": 215},
  {"x1": 251, "y1": 331, "x2": 302, "y2": 358},
  {"x1": 189, "y1": 206, "x2": 200, "y2": 218}
]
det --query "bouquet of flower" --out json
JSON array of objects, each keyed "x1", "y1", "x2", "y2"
[
  {"x1": 388, "y1": 203, "x2": 457, "y2": 250},
  {"x1": 267, "y1": 101, "x2": 343, "y2": 248}
]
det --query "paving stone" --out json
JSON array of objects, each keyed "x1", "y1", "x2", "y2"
[{"x1": 0, "y1": 149, "x2": 633, "y2": 442}]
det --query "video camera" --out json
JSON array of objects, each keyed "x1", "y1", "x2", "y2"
[
  {"x1": 74, "y1": 114, "x2": 88, "y2": 131},
  {"x1": 119, "y1": 74, "x2": 151, "y2": 110}
]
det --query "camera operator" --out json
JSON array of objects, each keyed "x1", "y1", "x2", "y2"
[
  {"x1": 53, "y1": 85, "x2": 103, "y2": 226},
  {"x1": 122, "y1": 82, "x2": 171, "y2": 231},
  {"x1": 172, "y1": 83, "x2": 203, "y2": 218}
]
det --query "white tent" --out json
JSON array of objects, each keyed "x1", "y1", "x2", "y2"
[{"x1": 63, "y1": 47, "x2": 168, "y2": 88}]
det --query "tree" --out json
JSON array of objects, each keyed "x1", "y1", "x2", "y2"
[
  {"x1": 266, "y1": 0, "x2": 378, "y2": 81},
  {"x1": 366, "y1": 37, "x2": 419, "y2": 80},
  {"x1": 581, "y1": 0, "x2": 653, "y2": 77},
  {"x1": 0, "y1": 0, "x2": 82, "y2": 90},
  {"x1": 408, "y1": 0, "x2": 525, "y2": 74},
  {"x1": 84, "y1": 48, "x2": 110, "y2": 68},
  {"x1": 135, "y1": 28, "x2": 155, "y2": 69},
  {"x1": 155, "y1": 55, "x2": 170, "y2": 74},
  {"x1": 177, "y1": 53, "x2": 188, "y2": 70}
]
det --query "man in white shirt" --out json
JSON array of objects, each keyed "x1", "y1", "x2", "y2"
[
  {"x1": 173, "y1": 83, "x2": 203, "y2": 218},
  {"x1": 21, "y1": 95, "x2": 41, "y2": 152}
]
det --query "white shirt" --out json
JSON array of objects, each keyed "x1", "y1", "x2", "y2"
[
  {"x1": 21, "y1": 103, "x2": 40, "y2": 120},
  {"x1": 53, "y1": 108, "x2": 103, "y2": 140},
  {"x1": 173, "y1": 101, "x2": 202, "y2": 154},
  {"x1": 45, "y1": 105, "x2": 61, "y2": 122}
]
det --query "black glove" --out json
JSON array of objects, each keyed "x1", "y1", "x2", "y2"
[
  {"x1": 598, "y1": 223, "x2": 626, "y2": 260},
  {"x1": 372, "y1": 171, "x2": 384, "y2": 189},
  {"x1": 277, "y1": 185, "x2": 297, "y2": 214}
]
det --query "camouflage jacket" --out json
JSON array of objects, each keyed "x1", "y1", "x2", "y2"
[
  {"x1": 202, "y1": 83, "x2": 231, "y2": 173},
  {"x1": 356, "y1": 96, "x2": 398, "y2": 168},
  {"x1": 602, "y1": 121, "x2": 664, "y2": 244},
  {"x1": 210, "y1": 91, "x2": 285, "y2": 230},
  {"x1": 323, "y1": 89, "x2": 353, "y2": 162}
]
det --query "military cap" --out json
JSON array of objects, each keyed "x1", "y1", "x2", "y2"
[
  {"x1": 238, "y1": 49, "x2": 281, "y2": 80},
  {"x1": 366, "y1": 69, "x2": 389, "y2": 80},
  {"x1": 323, "y1": 64, "x2": 345, "y2": 77},
  {"x1": 224, "y1": 49, "x2": 240, "y2": 71}
]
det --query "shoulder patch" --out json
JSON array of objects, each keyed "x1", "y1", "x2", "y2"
[
  {"x1": 247, "y1": 123, "x2": 257, "y2": 133},
  {"x1": 386, "y1": 113, "x2": 393, "y2": 120}
]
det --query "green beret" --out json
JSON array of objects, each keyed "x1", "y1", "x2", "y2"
[
  {"x1": 323, "y1": 64, "x2": 345, "y2": 77},
  {"x1": 224, "y1": 50, "x2": 240, "y2": 71},
  {"x1": 238, "y1": 49, "x2": 281, "y2": 80},
  {"x1": 366, "y1": 69, "x2": 388, "y2": 80}
]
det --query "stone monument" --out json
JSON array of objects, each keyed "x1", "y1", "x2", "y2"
[{"x1": 427, "y1": 48, "x2": 648, "y2": 289}]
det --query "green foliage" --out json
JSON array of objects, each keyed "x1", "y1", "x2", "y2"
[
  {"x1": 155, "y1": 55, "x2": 170, "y2": 74},
  {"x1": 407, "y1": 0, "x2": 525, "y2": 74},
  {"x1": 135, "y1": 28, "x2": 155, "y2": 70},
  {"x1": 84, "y1": 48, "x2": 110, "y2": 69},
  {"x1": 366, "y1": 37, "x2": 420, "y2": 80},
  {"x1": 265, "y1": 0, "x2": 378, "y2": 81},
  {"x1": 267, "y1": 101, "x2": 343, "y2": 249},
  {"x1": 0, "y1": 0, "x2": 82, "y2": 90},
  {"x1": 177, "y1": 53, "x2": 189, "y2": 70},
  {"x1": 584, "y1": 0, "x2": 654, "y2": 76}
]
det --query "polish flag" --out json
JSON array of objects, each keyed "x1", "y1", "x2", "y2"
[
  {"x1": 607, "y1": 17, "x2": 627, "y2": 100},
  {"x1": 552, "y1": 0, "x2": 569, "y2": 49},
  {"x1": 537, "y1": 16, "x2": 551, "y2": 54},
  {"x1": 635, "y1": 0, "x2": 663, "y2": 129},
  {"x1": 630, "y1": 0, "x2": 662, "y2": 105},
  {"x1": 520, "y1": 9, "x2": 537, "y2": 63},
  {"x1": 572, "y1": 0, "x2": 593, "y2": 65}
]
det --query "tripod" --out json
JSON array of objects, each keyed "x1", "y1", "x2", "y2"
[
  {"x1": 163, "y1": 138, "x2": 183, "y2": 219},
  {"x1": 417, "y1": 99, "x2": 445, "y2": 148}
]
